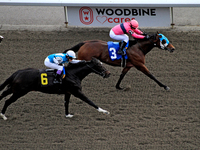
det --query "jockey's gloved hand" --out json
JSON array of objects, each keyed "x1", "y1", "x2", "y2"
[
  {"x1": 144, "y1": 35, "x2": 150, "y2": 39},
  {"x1": 142, "y1": 32, "x2": 148, "y2": 36}
]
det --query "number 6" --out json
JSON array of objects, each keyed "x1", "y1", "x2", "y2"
[{"x1": 41, "y1": 73, "x2": 48, "y2": 85}]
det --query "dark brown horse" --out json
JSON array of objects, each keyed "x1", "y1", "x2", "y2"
[{"x1": 64, "y1": 32, "x2": 175, "y2": 90}]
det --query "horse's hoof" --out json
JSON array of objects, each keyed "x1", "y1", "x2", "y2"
[
  {"x1": 116, "y1": 86, "x2": 123, "y2": 90},
  {"x1": 165, "y1": 86, "x2": 170, "y2": 91},
  {"x1": 98, "y1": 108, "x2": 110, "y2": 115},
  {"x1": 104, "y1": 111, "x2": 110, "y2": 115},
  {"x1": 0, "y1": 113, "x2": 7, "y2": 120},
  {"x1": 66, "y1": 114, "x2": 73, "y2": 118},
  {"x1": 124, "y1": 86, "x2": 131, "y2": 91}
]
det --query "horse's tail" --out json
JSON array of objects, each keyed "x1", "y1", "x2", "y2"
[
  {"x1": 0, "y1": 74, "x2": 14, "y2": 91},
  {"x1": 63, "y1": 42, "x2": 86, "y2": 53}
]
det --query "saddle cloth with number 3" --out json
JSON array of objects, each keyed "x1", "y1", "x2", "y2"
[{"x1": 107, "y1": 41, "x2": 128, "y2": 61}]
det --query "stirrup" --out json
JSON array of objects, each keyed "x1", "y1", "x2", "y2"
[
  {"x1": 118, "y1": 50, "x2": 125, "y2": 55},
  {"x1": 53, "y1": 78, "x2": 62, "y2": 84},
  {"x1": 118, "y1": 51, "x2": 125, "y2": 56}
]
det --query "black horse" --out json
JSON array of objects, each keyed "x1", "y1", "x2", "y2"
[{"x1": 0, "y1": 58, "x2": 110, "y2": 120}]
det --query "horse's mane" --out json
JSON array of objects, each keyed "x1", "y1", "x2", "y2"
[
  {"x1": 149, "y1": 33, "x2": 157, "y2": 40},
  {"x1": 129, "y1": 40, "x2": 138, "y2": 47},
  {"x1": 66, "y1": 61, "x2": 86, "y2": 69},
  {"x1": 128, "y1": 33, "x2": 157, "y2": 47},
  {"x1": 65, "y1": 58, "x2": 100, "y2": 70}
]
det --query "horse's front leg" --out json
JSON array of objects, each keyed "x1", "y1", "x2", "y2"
[
  {"x1": 64, "y1": 93, "x2": 73, "y2": 118},
  {"x1": 147, "y1": 73, "x2": 170, "y2": 90},
  {"x1": 137, "y1": 65, "x2": 170, "y2": 91},
  {"x1": 116, "y1": 67, "x2": 131, "y2": 90},
  {"x1": 72, "y1": 89, "x2": 110, "y2": 115}
]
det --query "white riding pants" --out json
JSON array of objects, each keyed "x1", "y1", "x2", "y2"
[
  {"x1": 44, "y1": 57, "x2": 63, "y2": 71},
  {"x1": 109, "y1": 30, "x2": 129, "y2": 43}
]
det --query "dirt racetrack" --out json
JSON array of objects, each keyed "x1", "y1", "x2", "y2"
[{"x1": 0, "y1": 28, "x2": 199, "y2": 149}]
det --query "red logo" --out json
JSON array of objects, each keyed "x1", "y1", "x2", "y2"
[{"x1": 79, "y1": 7, "x2": 93, "y2": 25}]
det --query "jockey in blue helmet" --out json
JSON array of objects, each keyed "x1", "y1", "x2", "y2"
[{"x1": 44, "y1": 50, "x2": 77, "y2": 84}]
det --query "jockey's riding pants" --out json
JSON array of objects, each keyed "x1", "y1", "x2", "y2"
[
  {"x1": 109, "y1": 29, "x2": 129, "y2": 43},
  {"x1": 44, "y1": 57, "x2": 63, "y2": 71}
]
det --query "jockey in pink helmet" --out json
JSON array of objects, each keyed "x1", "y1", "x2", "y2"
[{"x1": 109, "y1": 19, "x2": 149, "y2": 55}]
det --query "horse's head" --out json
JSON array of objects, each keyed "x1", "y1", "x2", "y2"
[
  {"x1": 86, "y1": 58, "x2": 110, "y2": 78},
  {"x1": 151, "y1": 32, "x2": 175, "y2": 53}
]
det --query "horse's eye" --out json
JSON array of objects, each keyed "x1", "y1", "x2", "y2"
[{"x1": 162, "y1": 39, "x2": 166, "y2": 44}]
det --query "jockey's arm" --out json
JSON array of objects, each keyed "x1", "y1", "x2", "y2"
[
  {"x1": 70, "y1": 60, "x2": 84, "y2": 64},
  {"x1": 129, "y1": 30, "x2": 145, "y2": 39},
  {"x1": 53, "y1": 56, "x2": 63, "y2": 65},
  {"x1": 134, "y1": 28, "x2": 143, "y2": 35},
  {"x1": 70, "y1": 60, "x2": 86, "y2": 65}
]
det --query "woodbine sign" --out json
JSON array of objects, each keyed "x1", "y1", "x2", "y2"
[
  {"x1": 1, "y1": 0, "x2": 200, "y2": 27},
  {"x1": 67, "y1": 7, "x2": 170, "y2": 27}
]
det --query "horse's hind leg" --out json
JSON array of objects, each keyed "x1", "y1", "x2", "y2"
[
  {"x1": 1, "y1": 92, "x2": 27, "y2": 120},
  {"x1": 0, "y1": 88, "x2": 12, "y2": 101},
  {"x1": 116, "y1": 67, "x2": 131, "y2": 90}
]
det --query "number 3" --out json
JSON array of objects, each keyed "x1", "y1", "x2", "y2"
[
  {"x1": 109, "y1": 48, "x2": 117, "y2": 59},
  {"x1": 41, "y1": 73, "x2": 48, "y2": 85}
]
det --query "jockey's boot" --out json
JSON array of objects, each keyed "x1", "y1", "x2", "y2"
[
  {"x1": 53, "y1": 70, "x2": 62, "y2": 84},
  {"x1": 118, "y1": 41, "x2": 126, "y2": 56}
]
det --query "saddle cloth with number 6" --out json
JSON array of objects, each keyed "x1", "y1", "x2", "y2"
[
  {"x1": 39, "y1": 69, "x2": 55, "y2": 87},
  {"x1": 107, "y1": 41, "x2": 128, "y2": 61}
]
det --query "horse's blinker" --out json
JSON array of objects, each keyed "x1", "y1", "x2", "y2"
[{"x1": 158, "y1": 34, "x2": 169, "y2": 50}]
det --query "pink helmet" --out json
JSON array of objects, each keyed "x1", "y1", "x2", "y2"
[{"x1": 130, "y1": 20, "x2": 139, "y2": 29}]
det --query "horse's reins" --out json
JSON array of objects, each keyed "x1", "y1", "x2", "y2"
[{"x1": 86, "y1": 63, "x2": 107, "y2": 78}]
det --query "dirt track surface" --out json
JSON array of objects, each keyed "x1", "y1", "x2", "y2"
[{"x1": 0, "y1": 29, "x2": 199, "y2": 149}]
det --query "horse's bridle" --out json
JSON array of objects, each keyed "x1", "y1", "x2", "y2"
[
  {"x1": 150, "y1": 34, "x2": 173, "y2": 52},
  {"x1": 86, "y1": 63, "x2": 108, "y2": 78}
]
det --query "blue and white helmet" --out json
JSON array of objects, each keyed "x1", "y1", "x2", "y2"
[{"x1": 66, "y1": 50, "x2": 76, "y2": 59}]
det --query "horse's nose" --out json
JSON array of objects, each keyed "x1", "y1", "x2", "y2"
[{"x1": 171, "y1": 48, "x2": 175, "y2": 53}]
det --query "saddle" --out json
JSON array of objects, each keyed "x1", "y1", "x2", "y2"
[
  {"x1": 39, "y1": 69, "x2": 65, "y2": 87},
  {"x1": 107, "y1": 41, "x2": 129, "y2": 67}
]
